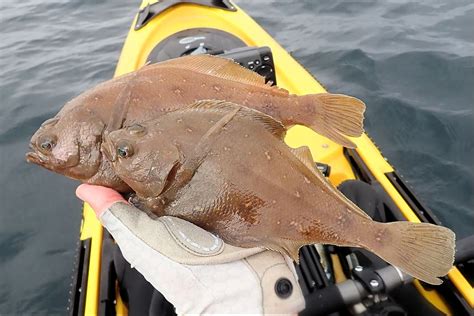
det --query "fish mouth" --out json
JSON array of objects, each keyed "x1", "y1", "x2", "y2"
[
  {"x1": 26, "y1": 142, "x2": 48, "y2": 165},
  {"x1": 25, "y1": 151, "x2": 60, "y2": 174},
  {"x1": 26, "y1": 151, "x2": 45, "y2": 165},
  {"x1": 26, "y1": 143, "x2": 80, "y2": 170}
]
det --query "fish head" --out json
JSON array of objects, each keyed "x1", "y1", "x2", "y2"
[
  {"x1": 103, "y1": 124, "x2": 181, "y2": 198},
  {"x1": 25, "y1": 73, "x2": 146, "y2": 192},
  {"x1": 26, "y1": 107, "x2": 107, "y2": 182}
]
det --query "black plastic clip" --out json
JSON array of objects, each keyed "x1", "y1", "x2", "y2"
[
  {"x1": 352, "y1": 265, "x2": 385, "y2": 294},
  {"x1": 135, "y1": 0, "x2": 237, "y2": 30},
  {"x1": 316, "y1": 162, "x2": 331, "y2": 177}
]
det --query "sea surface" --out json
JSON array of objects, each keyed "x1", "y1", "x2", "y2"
[{"x1": 1, "y1": 0, "x2": 473, "y2": 313}]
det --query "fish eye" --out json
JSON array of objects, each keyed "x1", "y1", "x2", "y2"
[
  {"x1": 116, "y1": 140, "x2": 134, "y2": 159},
  {"x1": 37, "y1": 135, "x2": 57, "y2": 153}
]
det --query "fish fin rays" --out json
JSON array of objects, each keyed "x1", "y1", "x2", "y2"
[
  {"x1": 299, "y1": 93, "x2": 366, "y2": 148},
  {"x1": 366, "y1": 222, "x2": 455, "y2": 285},
  {"x1": 189, "y1": 100, "x2": 287, "y2": 138},
  {"x1": 243, "y1": 108, "x2": 287, "y2": 138},
  {"x1": 189, "y1": 99, "x2": 242, "y2": 112},
  {"x1": 264, "y1": 239, "x2": 303, "y2": 263},
  {"x1": 346, "y1": 203, "x2": 372, "y2": 220},
  {"x1": 281, "y1": 239, "x2": 303, "y2": 264},
  {"x1": 290, "y1": 146, "x2": 314, "y2": 171},
  {"x1": 290, "y1": 145, "x2": 372, "y2": 220},
  {"x1": 157, "y1": 55, "x2": 290, "y2": 96}
]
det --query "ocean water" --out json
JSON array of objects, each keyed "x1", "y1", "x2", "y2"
[{"x1": 0, "y1": 0, "x2": 472, "y2": 313}]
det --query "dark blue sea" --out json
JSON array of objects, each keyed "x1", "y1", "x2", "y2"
[{"x1": 1, "y1": 0, "x2": 473, "y2": 313}]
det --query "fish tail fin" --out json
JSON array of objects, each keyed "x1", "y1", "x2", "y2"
[
  {"x1": 298, "y1": 93, "x2": 365, "y2": 148},
  {"x1": 366, "y1": 222, "x2": 455, "y2": 285}
]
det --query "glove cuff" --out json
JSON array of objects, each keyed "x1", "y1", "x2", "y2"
[
  {"x1": 100, "y1": 201, "x2": 306, "y2": 314},
  {"x1": 245, "y1": 251, "x2": 306, "y2": 314}
]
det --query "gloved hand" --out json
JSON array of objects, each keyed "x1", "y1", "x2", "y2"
[{"x1": 76, "y1": 184, "x2": 305, "y2": 315}]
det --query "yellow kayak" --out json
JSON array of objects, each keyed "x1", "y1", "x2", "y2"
[{"x1": 69, "y1": 1, "x2": 472, "y2": 315}]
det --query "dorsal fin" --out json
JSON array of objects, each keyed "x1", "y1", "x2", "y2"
[
  {"x1": 290, "y1": 146, "x2": 372, "y2": 220},
  {"x1": 159, "y1": 55, "x2": 266, "y2": 86},
  {"x1": 188, "y1": 99, "x2": 286, "y2": 138},
  {"x1": 290, "y1": 146, "x2": 315, "y2": 171},
  {"x1": 156, "y1": 55, "x2": 288, "y2": 96}
]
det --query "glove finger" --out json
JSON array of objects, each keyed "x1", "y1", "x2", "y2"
[{"x1": 76, "y1": 183, "x2": 126, "y2": 216}]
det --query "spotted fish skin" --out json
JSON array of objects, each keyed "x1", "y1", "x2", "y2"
[
  {"x1": 27, "y1": 55, "x2": 365, "y2": 191},
  {"x1": 104, "y1": 101, "x2": 365, "y2": 249},
  {"x1": 156, "y1": 113, "x2": 366, "y2": 251},
  {"x1": 61, "y1": 55, "x2": 364, "y2": 146},
  {"x1": 104, "y1": 101, "x2": 455, "y2": 286}
]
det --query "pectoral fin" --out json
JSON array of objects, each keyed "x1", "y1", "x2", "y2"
[
  {"x1": 141, "y1": 153, "x2": 181, "y2": 198},
  {"x1": 159, "y1": 104, "x2": 241, "y2": 202},
  {"x1": 188, "y1": 99, "x2": 287, "y2": 139}
]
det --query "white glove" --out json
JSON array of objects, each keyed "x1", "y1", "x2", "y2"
[{"x1": 77, "y1": 184, "x2": 305, "y2": 315}]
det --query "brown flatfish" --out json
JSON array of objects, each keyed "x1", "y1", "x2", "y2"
[
  {"x1": 26, "y1": 55, "x2": 364, "y2": 191},
  {"x1": 103, "y1": 100, "x2": 455, "y2": 285}
]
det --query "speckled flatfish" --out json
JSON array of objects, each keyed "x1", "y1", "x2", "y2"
[
  {"x1": 27, "y1": 54, "x2": 364, "y2": 191},
  {"x1": 103, "y1": 100, "x2": 455, "y2": 286}
]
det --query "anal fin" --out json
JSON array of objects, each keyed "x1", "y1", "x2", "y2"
[
  {"x1": 290, "y1": 146, "x2": 315, "y2": 171},
  {"x1": 264, "y1": 239, "x2": 303, "y2": 263},
  {"x1": 290, "y1": 146, "x2": 372, "y2": 221}
]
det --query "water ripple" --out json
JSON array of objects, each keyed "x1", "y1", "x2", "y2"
[{"x1": 0, "y1": 0, "x2": 473, "y2": 313}]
